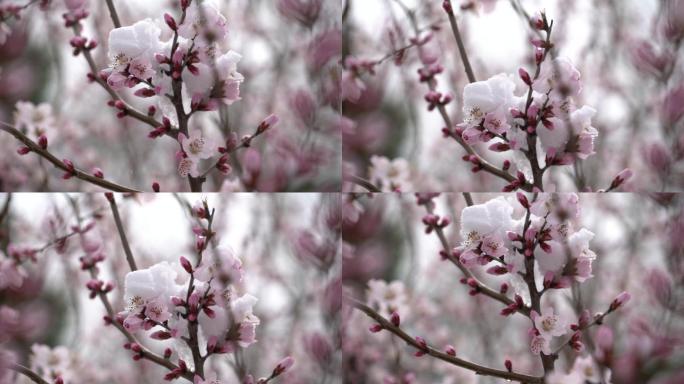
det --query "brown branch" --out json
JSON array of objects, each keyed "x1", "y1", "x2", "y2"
[
  {"x1": 0, "y1": 123, "x2": 139, "y2": 192},
  {"x1": 9, "y1": 363, "x2": 50, "y2": 384},
  {"x1": 443, "y1": 0, "x2": 476, "y2": 83},
  {"x1": 107, "y1": 195, "x2": 137, "y2": 271},
  {"x1": 462, "y1": 192, "x2": 474, "y2": 206},
  {"x1": 397, "y1": 4, "x2": 526, "y2": 190},
  {"x1": 343, "y1": 174, "x2": 382, "y2": 193},
  {"x1": 104, "y1": 0, "x2": 122, "y2": 28},
  {"x1": 346, "y1": 296, "x2": 543, "y2": 384}
]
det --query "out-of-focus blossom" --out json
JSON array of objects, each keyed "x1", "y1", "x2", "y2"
[
  {"x1": 13, "y1": 101, "x2": 56, "y2": 137},
  {"x1": 366, "y1": 279, "x2": 408, "y2": 317},
  {"x1": 368, "y1": 156, "x2": 412, "y2": 192}
]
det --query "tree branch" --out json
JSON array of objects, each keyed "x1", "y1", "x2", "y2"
[
  {"x1": 9, "y1": 363, "x2": 50, "y2": 384},
  {"x1": 104, "y1": 0, "x2": 122, "y2": 28},
  {"x1": 343, "y1": 174, "x2": 382, "y2": 193},
  {"x1": 0, "y1": 123, "x2": 139, "y2": 192},
  {"x1": 443, "y1": 0, "x2": 476, "y2": 83},
  {"x1": 107, "y1": 195, "x2": 137, "y2": 271},
  {"x1": 346, "y1": 296, "x2": 543, "y2": 384}
]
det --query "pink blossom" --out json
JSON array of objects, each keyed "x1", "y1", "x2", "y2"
[
  {"x1": 0, "y1": 253, "x2": 27, "y2": 290},
  {"x1": 532, "y1": 307, "x2": 567, "y2": 339},
  {"x1": 180, "y1": 130, "x2": 216, "y2": 160},
  {"x1": 530, "y1": 334, "x2": 551, "y2": 355}
]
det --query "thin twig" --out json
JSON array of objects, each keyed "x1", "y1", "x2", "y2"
[
  {"x1": 344, "y1": 174, "x2": 382, "y2": 192},
  {"x1": 462, "y1": 192, "x2": 474, "y2": 206},
  {"x1": 346, "y1": 296, "x2": 544, "y2": 384},
  {"x1": 444, "y1": 0, "x2": 476, "y2": 83},
  {"x1": 107, "y1": 195, "x2": 137, "y2": 271},
  {"x1": 0, "y1": 123, "x2": 139, "y2": 192},
  {"x1": 104, "y1": 0, "x2": 122, "y2": 28},
  {"x1": 9, "y1": 363, "x2": 50, "y2": 384}
]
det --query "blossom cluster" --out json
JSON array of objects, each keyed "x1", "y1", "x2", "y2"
[{"x1": 343, "y1": 193, "x2": 638, "y2": 383}]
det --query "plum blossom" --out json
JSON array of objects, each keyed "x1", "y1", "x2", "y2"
[
  {"x1": 458, "y1": 197, "x2": 515, "y2": 266},
  {"x1": 184, "y1": 50, "x2": 244, "y2": 109},
  {"x1": 530, "y1": 334, "x2": 551, "y2": 355},
  {"x1": 538, "y1": 105, "x2": 599, "y2": 160},
  {"x1": 198, "y1": 292, "x2": 260, "y2": 349},
  {"x1": 533, "y1": 57, "x2": 582, "y2": 99},
  {"x1": 107, "y1": 19, "x2": 162, "y2": 81},
  {"x1": 571, "y1": 355, "x2": 611, "y2": 383},
  {"x1": 461, "y1": 73, "x2": 517, "y2": 128},
  {"x1": 30, "y1": 344, "x2": 73, "y2": 381},
  {"x1": 13, "y1": 101, "x2": 57, "y2": 137},
  {"x1": 177, "y1": 2, "x2": 228, "y2": 45},
  {"x1": 178, "y1": 157, "x2": 200, "y2": 178},
  {"x1": 181, "y1": 130, "x2": 216, "y2": 160},
  {"x1": 124, "y1": 262, "x2": 182, "y2": 313},
  {"x1": 194, "y1": 245, "x2": 244, "y2": 284},
  {"x1": 532, "y1": 307, "x2": 567, "y2": 339},
  {"x1": 194, "y1": 372, "x2": 222, "y2": 384},
  {"x1": 366, "y1": 280, "x2": 408, "y2": 317},
  {"x1": 368, "y1": 156, "x2": 412, "y2": 192}
]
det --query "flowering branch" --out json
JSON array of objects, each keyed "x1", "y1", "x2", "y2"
[
  {"x1": 346, "y1": 296, "x2": 544, "y2": 384},
  {"x1": 417, "y1": 194, "x2": 530, "y2": 316},
  {"x1": 398, "y1": 2, "x2": 525, "y2": 190},
  {"x1": 69, "y1": 24, "x2": 176, "y2": 139},
  {"x1": 0, "y1": 123, "x2": 139, "y2": 192},
  {"x1": 106, "y1": 194, "x2": 137, "y2": 271}
]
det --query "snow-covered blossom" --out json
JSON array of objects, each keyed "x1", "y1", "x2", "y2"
[
  {"x1": 366, "y1": 280, "x2": 408, "y2": 317},
  {"x1": 124, "y1": 262, "x2": 181, "y2": 311},
  {"x1": 13, "y1": 101, "x2": 57, "y2": 137},
  {"x1": 368, "y1": 156, "x2": 412, "y2": 192},
  {"x1": 107, "y1": 19, "x2": 162, "y2": 78},
  {"x1": 458, "y1": 197, "x2": 516, "y2": 266},
  {"x1": 532, "y1": 307, "x2": 567, "y2": 339},
  {"x1": 461, "y1": 73, "x2": 517, "y2": 128}
]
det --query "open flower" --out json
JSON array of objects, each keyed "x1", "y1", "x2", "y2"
[
  {"x1": 123, "y1": 262, "x2": 181, "y2": 312},
  {"x1": 367, "y1": 280, "x2": 408, "y2": 317},
  {"x1": 533, "y1": 56, "x2": 582, "y2": 99},
  {"x1": 460, "y1": 197, "x2": 515, "y2": 249},
  {"x1": 181, "y1": 130, "x2": 216, "y2": 161},
  {"x1": 530, "y1": 334, "x2": 551, "y2": 355},
  {"x1": 108, "y1": 19, "x2": 162, "y2": 71},
  {"x1": 532, "y1": 307, "x2": 567, "y2": 339},
  {"x1": 538, "y1": 105, "x2": 598, "y2": 160},
  {"x1": 462, "y1": 73, "x2": 517, "y2": 127},
  {"x1": 177, "y1": 1, "x2": 228, "y2": 45},
  {"x1": 14, "y1": 101, "x2": 56, "y2": 137},
  {"x1": 368, "y1": 156, "x2": 412, "y2": 192}
]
